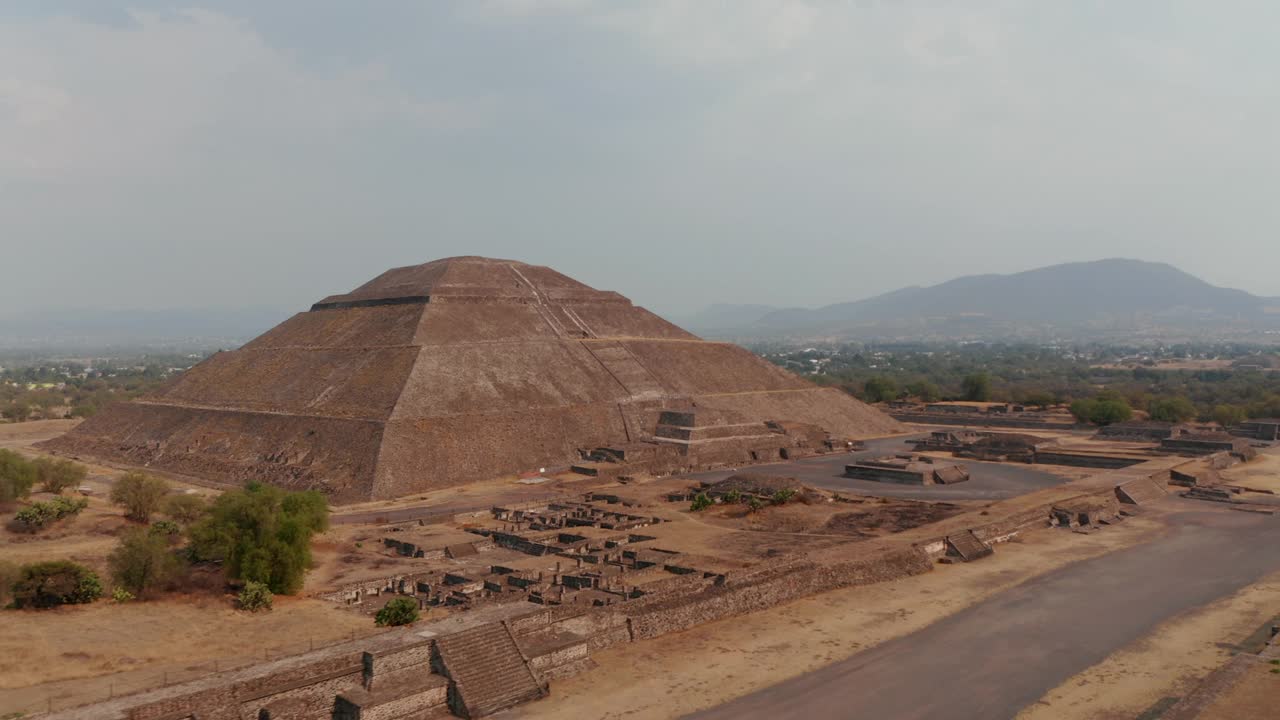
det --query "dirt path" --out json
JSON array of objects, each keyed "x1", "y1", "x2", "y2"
[
  {"x1": 511, "y1": 511, "x2": 1169, "y2": 720},
  {"x1": 689, "y1": 503, "x2": 1280, "y2": 720}
]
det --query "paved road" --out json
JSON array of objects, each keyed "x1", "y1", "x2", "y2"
[
  {"x1": 682, "y1": 435, "x2": 1069, "y2": 501},
  {"x1": 689, "y1": 502, "x2": 1280, "y2": 720}
]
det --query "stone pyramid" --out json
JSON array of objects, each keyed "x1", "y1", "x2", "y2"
[{"x1": 44, "y1": 257, "x2": 902, "y2": 502}]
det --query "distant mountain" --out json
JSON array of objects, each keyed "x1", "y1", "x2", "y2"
[
  {"x1": 672, "y1": 303, "x2": 782, "y2": 334},
  {"x1": 0, "y1": 307, "x2": 287, "y2": 351},
  {"x1": 693, "y1": 259, "x2": 1280, "y2": 341}
]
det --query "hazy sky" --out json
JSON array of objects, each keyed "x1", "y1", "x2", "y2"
[{"x1": 3, "y1": 1, "x2": 1278, "y2": 317}]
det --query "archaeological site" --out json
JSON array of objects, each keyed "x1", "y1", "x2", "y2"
[{"x1": 11, "y1": 259, "x2": 1280, "y2": 720}]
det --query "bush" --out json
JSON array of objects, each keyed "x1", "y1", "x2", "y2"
[
  {"x1": 12, "y1": 561, "x2": 102, "y2": 608},
  {"x1": 109, "y1": 527, "x2": 186, "y2": 597},
  {"x1": 163, "y1": 493, "x2": 207, "y2": 524},
  {"x1": 237, "y1": 581, "x2": 274, "y2": 612},
  {"x1": 723, "y1": 490, "x2": 741, "y2": 504},
  {"x1": 112, "y1": 587, "x2": 135, "y2": 603},
  {"x1": 771, "y1": 488, "x2": 797, "y2": 505},
  {"x1": 12, "y1": 496, "x2": 88, "y2": 532},
  {"x1": 188, "y1": 482, "x2": 328, "y2": 595},
  {"x1": 110, "y1": 472, "x2": 170, "y2": 523},
  {"x1": 33, "y1": 457, "x2": 87, "y2": 494},
  {"x1": 148, "y1": 519, "x2": 182, "y2": 538},
  {"x1": 689, "y1": 493, "x2": 713, "y2": 512},
  {"x1": 747, "y1": 497, "x2": 765, "y2": 513},
  {"x1": 0, "y1": 449, "x2": 36, "y2": 502},
  {"x1": 375, "y1": 596, "x2": 420, "y2": 626}
]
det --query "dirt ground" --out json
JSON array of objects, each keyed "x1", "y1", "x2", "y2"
[
  {"x1": 510, "y1": 516, "x2": 1168, "y2": 720},
  {"x1": 1221, "y1": 451, "x2": 1280, "y2": 494},
  {"x1": 0, "y1": 594, "x2": 378, "y2": 714},
  {"x1": 1017, "y1": 568, "x2": 1280, "y2": 720}
]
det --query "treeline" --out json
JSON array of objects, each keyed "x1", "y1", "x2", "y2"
[
  {"x1": 1, "y1": 360, "x2": 196, "y2": 422},
  {"x1": 1, "y1": 451, "x2": 328, "y2": 614},
  {"x1": 783, "y1": 343, "x2": 1280, "y2": 424}
]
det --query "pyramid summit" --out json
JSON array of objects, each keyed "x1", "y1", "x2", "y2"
[{"x1": 43, "y1": 257, "x2": 901, "y2": 502}]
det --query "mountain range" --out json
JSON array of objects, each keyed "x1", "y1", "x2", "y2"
[{"x1": 675, "y1": 259, "x2": 1280, "y2": 342}]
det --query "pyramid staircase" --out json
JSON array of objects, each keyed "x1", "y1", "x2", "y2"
[
  {"x1": 1115, "y1": 477, "x2": 1168, "y2": 505},
  {"x1": 434, "y1": 621, "x2": 546, "y2": 718},
  {"x1": 945, "y1": 530, "x2": 994, "y2": 562},
  {"x1": 584, "y1": 341, "x2": 667, "y2": 400}
]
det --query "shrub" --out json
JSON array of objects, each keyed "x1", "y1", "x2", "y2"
[
  {"x1": 110, "y1": 472, "x2": 170, "y2": 523},
  {"x1": 863, "y1": 376, "x2": 898, "y2": 403},
  {"x1": 747, "y1": 497, "x2": 765, "y2": 513},
  {"x1": 12, "y1": 561, "x2": 102, "y2": 608},
  {"x1": 148, "y1": 519, "x2": 182, "y2": 538},
  {"x1": 0, "y1": 449, "x2": 36, "y2": 502},
  {"x1": 188, "y1": 482, "x2": 329, "y2": 595},
  {"x1": 33, "y1": 457, "x2": 88, "y2": 494},
  {"x1": 109, "y1": 527, "x2": 185, "y2": 597},
  {"x1": 689, "y1": 493, "x2": 713, "y2": 512},
  {"x1": 375, "y1": 596, "x2": 420, "y2": 626},
  {"x1": 723, "y1": 489, "x2": 741, "y2": 504},
  {"x1": 162, "y1": 493, "x2": 207, "y2": 524},
  {"x1": 12, "y1": 496, "x2": 88, "y2": 532},
  {"x1": 237, "y1": 581, "x2": 274, "y2": 612},
  {"x1": 112, "y1": 587, "x2": 135, "y2": 603},
  {"x1": 771, "y1": 488, "x2": 797, "y2": 505}
]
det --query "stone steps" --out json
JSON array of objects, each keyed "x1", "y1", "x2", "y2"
[
  {"x1": 1115, "y1": 477, "x2": 1167, "y2": 505},
  {"x1": 585, "y1": 342, "x2": 667, "y2": 399},
  {"x1": 945, "y1": 530, "x2": 993, "y2": 562},
  {"x1": 435, "y1": 622, "x2": 545, "y2": 718}
]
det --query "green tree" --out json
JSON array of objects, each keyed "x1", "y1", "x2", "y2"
[
  {"x1": 1212, "y1": 404, "x2": 1248, "y2": 427},
  {"x1": 1148, "y1": 396, "x2": 1197, "y2": 423},
  {"x1": 110, "y1": 471, "x2": 170, "y2": 523},
  {"x1": 375, "y1": 597, "x2": 420, "y2": 626},
  {"x1": 109, "y1": 527, "x2": 185, "y2": 597},
  {"x1": 163, "y1": 493, "x2": 208, "y2": 524},
  {"x1": 1021, "y1": 390, "x2": 1056, "y2": 409},
  {"x1": 1091, "y1": 398, "x2": 1133, "y2": 425},
  {"x1": 33, "y1": 457, "x2": 87, "y2": 494},
  {"x1": 11, "y1": 561, "x2": 103, "y2": 608},
  {"x1": 961, "y1": 372, "x2": 992, "y2": 402},
  {"x1": 188, "y1": 482, "x2": 329, "y2": 595},
  {"x1": 0, "y1": 449, "x2": 36, "y2": 502},
  {"x1": 863, "y1": 376, "x2": 898, "y2": 403},
  {"x1": 905, "y1": 380, "x2": 941, "y2": 403}
]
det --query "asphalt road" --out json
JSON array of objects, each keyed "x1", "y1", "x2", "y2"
[
  {"x1": 682, "y1": 435, "x2": 1069, "y2": 501},
  {"x1": 689, "y1": 503, "x2": 1280, "y2": 720}
]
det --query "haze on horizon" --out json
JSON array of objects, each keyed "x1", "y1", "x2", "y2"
[{"x1": 2, "y1": 1, "x2": 1279, "y2": 319}]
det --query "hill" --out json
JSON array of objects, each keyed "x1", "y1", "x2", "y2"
[{"x1": 690, "y1": 259, "x2": 1280, "y2": 341}]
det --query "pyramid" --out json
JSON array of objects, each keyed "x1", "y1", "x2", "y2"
[{"x1": 43, "y1": 257, "x2": 902, "y2": 502}]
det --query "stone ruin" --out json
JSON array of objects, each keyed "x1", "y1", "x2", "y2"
[
  {"x1": 844, "y1": 454, "x2": 971, "y2": 485},
  {"x1": 41, "y1": 256, "x2": 902, "y2": 502}
]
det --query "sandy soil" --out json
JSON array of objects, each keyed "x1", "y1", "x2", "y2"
[
  {"x1": 510, "y1": 516, "x2": 1167, "y2": 720},
  {"x1": 1221, "y1": 451, "x2": 1280, "y2": 494},
  {"x1": 1016, "y1": 569, "x2": 1280, "y2": 720},
  {"x1": 0, "y1": 595, "x2": 379, "y2": 714}
]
